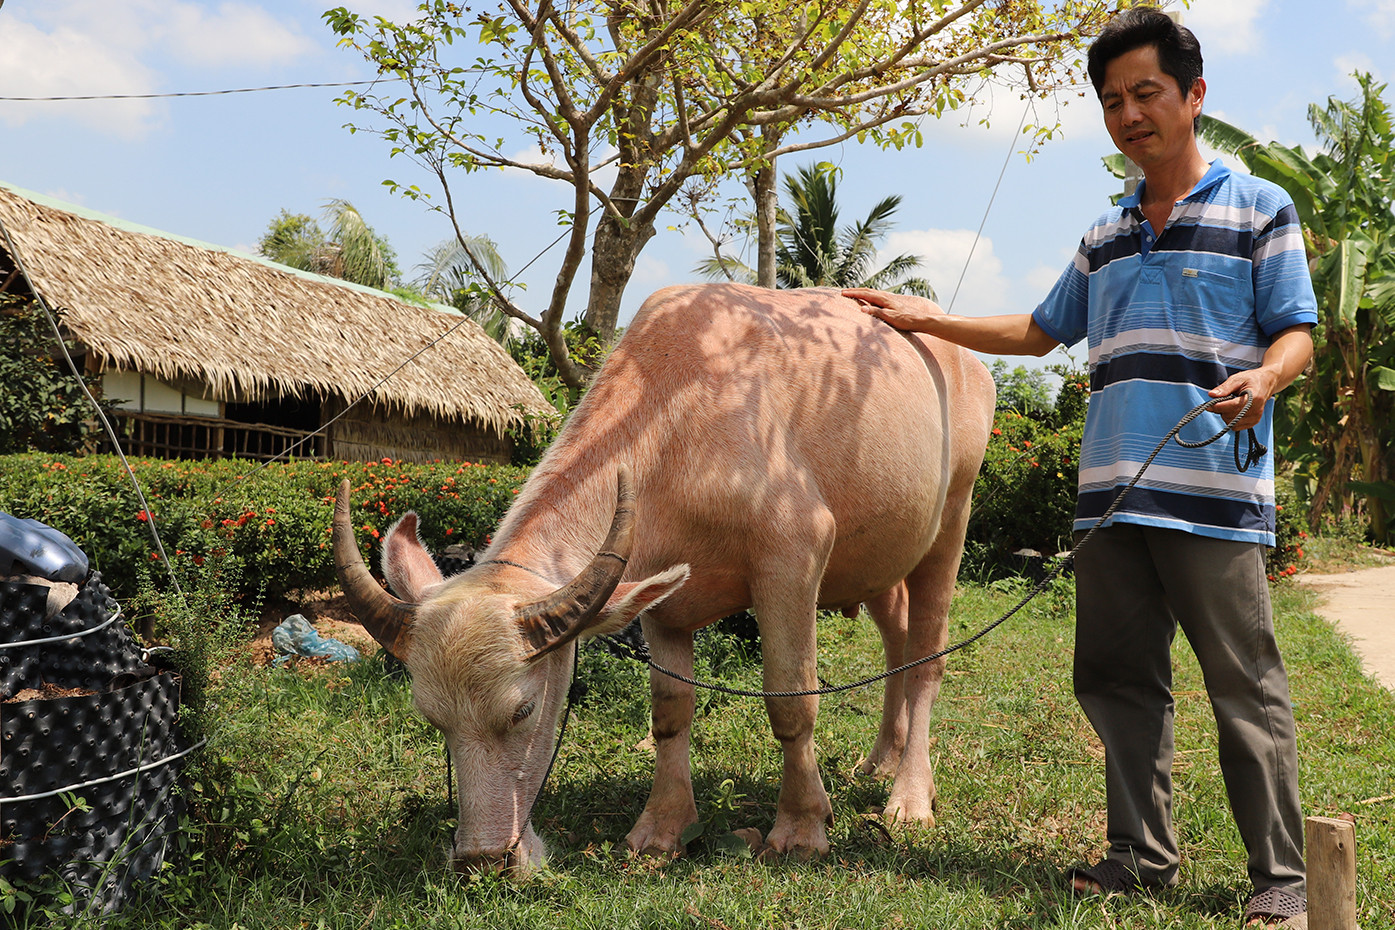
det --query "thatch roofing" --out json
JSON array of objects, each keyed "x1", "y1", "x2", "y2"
[{"x1": 0, "y1": 181, "x2": 551, "y2": 432}]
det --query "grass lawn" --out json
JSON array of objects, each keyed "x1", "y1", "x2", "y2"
[{"x1": 15, "y1": 562, "x2": 1395, "y2": 929}]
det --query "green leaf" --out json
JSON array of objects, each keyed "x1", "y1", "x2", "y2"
[
  {"x1": 1198, "y1": 114, "x2": 1259, "y2": 158},
  {"x1": 1347, "y1": 480, "x2": 1395, "y2": 503},
  {"x1": 1100, "y1": 153, "x2": 1128, "y2": 180},
  {"x1": 714, "y1": 831, "x2": 754, "y2": 858},
  {"x1": 1333, "y1": 238, "x2": 1372, "y2": 325},
  {"x1": 1370, "y1": 366, "x2": 1395, "y2": 391}
]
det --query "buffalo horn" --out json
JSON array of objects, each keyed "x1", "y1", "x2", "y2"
[
  {"x1": 332, "y1": 479, "x2": 416, "y2": 661},
  {"x1": 515, "y1": 464, "x2": 635, "y2": 661}
]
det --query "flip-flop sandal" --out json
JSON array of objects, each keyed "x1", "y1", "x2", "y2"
[
  {"x1": 1066, "y1": 858, "x2": 1146, "y2": 895},
  {"x1": 1243, "y1": 887, "x2": 1307, "y2": 927}
]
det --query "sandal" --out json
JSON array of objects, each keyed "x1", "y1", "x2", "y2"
[
  {"x1": 1243, "y1": 887, "x2": 1307, "y2": 927},
  {"x1": 1066, "y1": 858, "x2": 1146, "y2": 895}
]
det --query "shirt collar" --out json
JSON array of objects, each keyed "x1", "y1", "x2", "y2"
[{"x1": 1118, "y1": 159, "x2": 1230, "y2": 209}]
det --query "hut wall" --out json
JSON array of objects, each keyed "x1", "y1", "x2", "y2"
[{"x1": 324, "y1": 399, "x2": 513, "y2": 464}]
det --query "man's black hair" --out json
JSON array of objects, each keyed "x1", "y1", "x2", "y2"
[{"x1": 1087, "y1": 6, "x2": 1203, "y2": 100}]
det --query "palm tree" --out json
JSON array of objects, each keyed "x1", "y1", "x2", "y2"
[
  {"x1": 412, "y1": 234, "x2": 517, "y2": 346},
  {"x1": 696, "y1": 162, "x2": 936, "y2": 298},
  {"x1": 257, "y1": 200, "x2": 398, "y2": 291}
]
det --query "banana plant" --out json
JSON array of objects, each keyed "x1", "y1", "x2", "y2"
[{"x1": 1193, "y1": 75, "x2": 1395, "y2": 541}]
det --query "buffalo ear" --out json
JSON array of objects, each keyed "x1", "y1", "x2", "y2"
[
  {"x1": 589, "y1": 565, "x2": 690, "y2": 638},
  {"x1": 382, "y1": 512, "x2": 445, "y2": 601},
  {"x1": 520, "y1": 564, "x2": 689, "y2": 664}
]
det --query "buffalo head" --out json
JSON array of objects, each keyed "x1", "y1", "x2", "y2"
[{"x1": 332, "y1": 464, "x2": 688, "y2": 874}]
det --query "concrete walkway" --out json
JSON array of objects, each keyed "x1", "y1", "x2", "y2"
[{"x1": 1299, "y1": 563, "x2": 1395, "y2": 691}]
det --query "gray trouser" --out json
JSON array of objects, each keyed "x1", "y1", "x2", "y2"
[{"x1": 1073, "y1": 523, "x2": 1305, "y2": 895}]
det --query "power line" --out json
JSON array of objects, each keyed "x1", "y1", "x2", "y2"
[{"x1": 0, "y1": 78, "x2": 402, "y2": 103}]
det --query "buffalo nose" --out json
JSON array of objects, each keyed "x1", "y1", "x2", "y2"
[{"x1": 452, "y1": 846, "x2": 513, "y2": 875}]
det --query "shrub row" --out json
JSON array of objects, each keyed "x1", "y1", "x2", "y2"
[
  {"x1": 1, "y1": 433, "x2": 1309, "y2": 607},
  {"x1": 0, "y1": 454, "x2": 527, "y2": 602}
]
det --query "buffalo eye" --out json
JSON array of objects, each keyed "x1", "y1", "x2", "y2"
[{"x1": 510, "y1": 700, "x2": 536, "y2": 726}]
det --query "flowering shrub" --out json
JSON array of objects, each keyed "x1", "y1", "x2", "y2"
[
  {"x1": 962, "y1": 407, "x2": 1083, "y2": 578},
  {"x1": 0, "y1": 454, "x2": 528, "y2": 601},
  {"x1": 1268, "y1": 480, "x2": 1309, "y2": 581}
]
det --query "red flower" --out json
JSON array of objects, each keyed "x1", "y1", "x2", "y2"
[{"x1": 137, "y1": 510, "x2": 150, "y2": 522}]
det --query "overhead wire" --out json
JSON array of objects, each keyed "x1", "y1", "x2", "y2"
[{"x1": 0, "y1": 79, "x2": 403, "y2": 102}]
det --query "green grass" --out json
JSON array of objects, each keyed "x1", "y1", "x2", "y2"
[{"x1": 11, "y1": 568, "x2": 1395, "y2": 929}]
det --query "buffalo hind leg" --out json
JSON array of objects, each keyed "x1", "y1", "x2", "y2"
[
  {"x1": 626, "y1": 621, "x2": 698, "y2": 858},
  {"x1": 882, "y1": 532, "x2": 963, "y2": 826},
  {"x1": 857, "y1": 583, "x2": 910, "y2": 780}
]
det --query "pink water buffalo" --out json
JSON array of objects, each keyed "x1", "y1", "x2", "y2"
[{"x1": 332, "y1": 282, "x2": 995, "y2": 874}]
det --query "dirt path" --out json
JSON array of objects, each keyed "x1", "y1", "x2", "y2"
[{"x1": 1299, "y1": 562, "x2": 1395, "y2": 691}]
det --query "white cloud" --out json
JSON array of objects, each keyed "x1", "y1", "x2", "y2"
[
  {"x1": 0, "y1": 19, "x2": 161, "y2": 138},
  {"x1": 883, "y1": 228, "x2": 1011, "y2": 317},
  {"x1": 1182, "y1": 0, "x2": 1271, "y2": 56},
  {"x1": 919, "y1": 77, "x2": 1107, "y2": 151},
  {"x1": 1025, "y1": 262, "x2": 1069, "y2": 297},
  {"x1": 1333, "y1": 51, "x2": 1384, "y2": 85},
  {"x1": 161, "y1": 4, "x2": 316, "y2": 69},
  {"x1": 1350, "y1": 0, "x2": 1395, "y2": 38},
  {"x1": 0, "y1": 1, "x2": 319, "y2": 138},
  {"x1": 629, "y1": 253, "x2": 671, "y2": 288},
  {"x1": 323, "y1": 0, "x2": 423, "y2": 23}
]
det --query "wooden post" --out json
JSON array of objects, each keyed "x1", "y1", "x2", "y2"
[{"x1": 1306, "y1": 816, "x2": 1358, "y2": 930}]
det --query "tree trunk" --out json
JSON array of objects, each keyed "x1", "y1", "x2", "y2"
[
  {"x1": 754, "y1": 126, "x2": 781, "y2": 288},
  {"x1": 584, "y1": 206, "x2": 656, "y2": 348}
]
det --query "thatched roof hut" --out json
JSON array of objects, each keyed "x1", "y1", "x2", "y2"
[{"x1": 0, "y1": 181, "x2": 552, "y2": 463}]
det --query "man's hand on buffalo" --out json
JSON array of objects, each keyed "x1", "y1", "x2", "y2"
[{"x1": 843, "y1": 288, "x2": 945, "y2": 332}]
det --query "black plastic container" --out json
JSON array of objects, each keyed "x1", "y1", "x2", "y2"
[{"x1": 1, "y1": 573, "x2": 186, "y2": 915}]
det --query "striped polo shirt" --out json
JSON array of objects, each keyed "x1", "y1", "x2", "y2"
[{"x1": 1032, "y1": 160, "x2": 1318, "y2": 545}]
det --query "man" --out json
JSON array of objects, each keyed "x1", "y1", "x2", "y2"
[{"x1": 845, "y1": 7, "x2": 1315, "y2": 928}]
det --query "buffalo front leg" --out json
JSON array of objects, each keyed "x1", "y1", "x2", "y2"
[
  {"x1": 752, "y1": 533, "x2": 835, "y2": 859},
  {"x1": 626, "y1": 621, "x2": 698, "y2": 858}
]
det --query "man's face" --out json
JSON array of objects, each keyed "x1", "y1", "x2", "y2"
[{"x1": 1099, "y1": 44, "x2": 1204, "y2": 174}]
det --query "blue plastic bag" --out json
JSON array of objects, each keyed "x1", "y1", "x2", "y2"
[
  {"x1": 271, "y1": 614, "x2": 361, "y2": 664},
  {"x1": 0, "y1": 512, "x2": 88, "y2": 582}
]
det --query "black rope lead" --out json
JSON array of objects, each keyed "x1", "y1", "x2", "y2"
[{"x1": 639, "y1": 391, "x2": 1265, "y2": 699}]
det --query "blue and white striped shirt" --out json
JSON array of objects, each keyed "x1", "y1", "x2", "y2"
[{"x1": 1033, "y1": 160, "x2": 1318, "y2": 545}]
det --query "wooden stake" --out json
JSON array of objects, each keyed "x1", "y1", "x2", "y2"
[{"x1": 1306, "y1": 816, "x2": 1358, "y2": 930}]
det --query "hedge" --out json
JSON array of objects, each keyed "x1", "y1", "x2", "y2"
[
  {"x1": 0, "y1": 454, "x2": 527, "y2": 602},
  {"x1": 1, "y1": 434, "x2": 1308, "y2": 608}
]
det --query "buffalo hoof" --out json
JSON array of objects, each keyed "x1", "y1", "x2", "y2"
[
  {"x1": 881, "y1": 791, "x2": 936, "y2": 829},
  {"x1": 624, "y1": 817, "x2": 689, "y2": 860},
  {"x1": 763, "y1": 819, "x2": 831, "y2": 862},
  {"x1": 854, "y1": 753, "x2": 899, "y2": 781},
  {"x1": 734, "y1": 826, "x2": 825, "y2": 863}
]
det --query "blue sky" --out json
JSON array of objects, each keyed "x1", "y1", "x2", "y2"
[{"x1": 2, "y1": 1, "x2": 1392, "y2": 373}]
